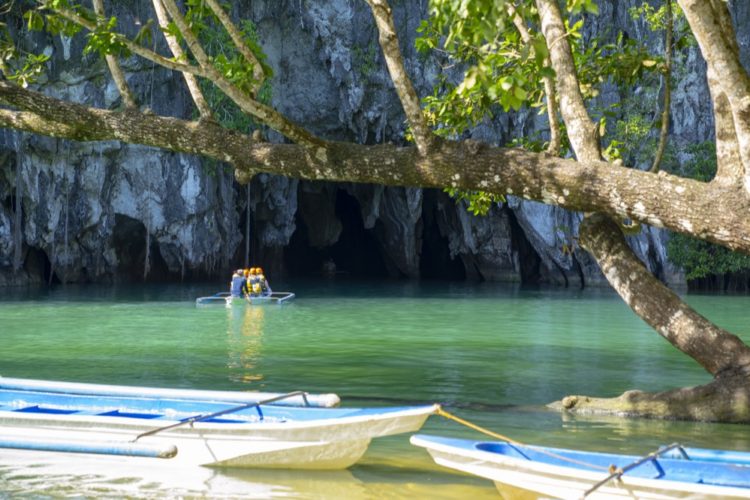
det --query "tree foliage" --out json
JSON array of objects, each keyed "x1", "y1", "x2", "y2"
[{"x1": 666, "y1": 143, "x2": 750, "y2": 280}]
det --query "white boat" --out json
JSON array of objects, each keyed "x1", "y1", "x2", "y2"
[
  {"x1": 0, "y1": 379, "x2": 437, "y2": 469},
  {"x1": 0, "y1": 377, "x2": 339, "y2": 407},
  {"x1": 411, "y1": 434, "x2": 750, "y2": 499},
  {"x1": 195, "y1": 291, "x2": 296, "y2": 306}
]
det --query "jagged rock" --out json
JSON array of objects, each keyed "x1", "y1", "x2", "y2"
[
  {"x1": 0, "y1": 206, "x2": 13, "y2": 268},
  {"x1": 434, "y1": 197, "x2": 519, "y2": 282},
  {"x1": 374, "y1": 187, "x2": 423, "y2": 278},
  {"x1": 0, "y1": 0, "x2": 732, "y2": 286}
]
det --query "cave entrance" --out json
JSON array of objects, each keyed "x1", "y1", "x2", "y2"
[
  {"x1": 112, "y1": 214, "x2": 171, "y2": 282},
  {"x1": 508, "y1": 210, "x2": 542, "y2": 285},
  {"x1": 285, "y1": 188, "x2": 388, "y2": 278},
  {"x1": 419, "y1": 190, "x2": 465, "y2": 280}
]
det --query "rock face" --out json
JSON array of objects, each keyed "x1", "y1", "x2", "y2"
[{"x1": 0, "y1": 0, "x2": 730, "y2": 286}]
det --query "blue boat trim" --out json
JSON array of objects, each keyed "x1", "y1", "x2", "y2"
[
  {"x1": 0, "y1": 388, "x2": 432, "y2": 425},
  {"x1": 98, "y1": 410, "x2": 162, "y2": 419},
  {"x1": 413, "y1": 434, "x2": 750, "y2": 489},
  {"x1": 14, "y1": 405, "x2": 78, "y2": 415}
]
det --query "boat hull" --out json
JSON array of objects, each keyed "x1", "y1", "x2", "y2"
[
  {"x1": 411, "y1": 435, "x2": 750, "y2": 499},
  {"x1": 0, "y1": 376, "x2": 340, "y2": 408},
  {"x1": 195, "y1": 292, "x2": 295, "y2": 306},
  {"x1": 0, "y1": 386, "x2": 435, "y2": 469}
]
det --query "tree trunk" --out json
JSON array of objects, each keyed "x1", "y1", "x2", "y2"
[{"x1": 552, "y1": 214, "x2": 750, "y2": 422}]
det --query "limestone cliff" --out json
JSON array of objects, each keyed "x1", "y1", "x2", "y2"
[{"x1": 2, "y1": 0, "x2": 730, "y2": 286}]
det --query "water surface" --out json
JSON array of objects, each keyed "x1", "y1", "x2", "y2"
[{"x1": 0, "y1": 280, "x2": 748, "y2": 498}]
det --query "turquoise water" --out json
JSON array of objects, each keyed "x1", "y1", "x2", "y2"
[{"x1": 0, "y1": 281, "x2": 749, "y2": 498}]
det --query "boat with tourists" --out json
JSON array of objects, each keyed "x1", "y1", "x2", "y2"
[
  {"x1": 0, "y1": 377, "x2": 436, "y2": 469},
  {"x1": 195, "y1": 291, "x2": 296, "y2": 306},
  {"x1": 410, "y1": 434, "x2": 750, "y2": 499}
]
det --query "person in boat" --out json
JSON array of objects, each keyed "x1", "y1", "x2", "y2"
[
  {"x1": 247, "y1": 267, "x2": 261, "y2": 297},
  {"x1": 229, "y1": 269, "x2": 246, "y2": 298},
  {"x1": 241, "y1": 269, "x2": 252, "y2": 298},
  {"x1": 256, "y1": 267, "x2": 272, "y2": 297}
]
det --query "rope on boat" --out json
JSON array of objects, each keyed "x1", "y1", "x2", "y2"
[
  {"x1": 435, "y1": 407, "x2": 522, "y2": 444},
  {"x1": 435, "y1": 407, "x2": 610, "y2": 471},
  {"x1": 436, "y1": 407, "x2": 610, "y2": 470}
]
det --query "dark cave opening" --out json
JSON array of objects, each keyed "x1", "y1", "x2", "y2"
[
  {"x1": 419, "y1": 190, "x2": 465, "y2": 280},
  {"x1": 285, "y1": 189, "x2": 389, "y2": 278},
  {"x1": 27, "y1": 247, "x2": 58, "y2": 285},
  {"x1": 112, "y1": 214, "x2": 171, "y2": 282},
  {"x1": 508, "y1": 209, "x2": 543, "y2": 285}
]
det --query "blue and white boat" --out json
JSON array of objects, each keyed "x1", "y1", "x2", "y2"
[
  {"x1": 0, "y1": 378, "x2": 437, "y2": 469},
  {"x1": 411, "y1": 434, "x2": 750, "y2": 499},
  {"x1": 195, "y1": 291, "x2": 296, "y2": 306}
]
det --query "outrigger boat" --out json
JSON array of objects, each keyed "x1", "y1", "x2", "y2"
[
  {"x1": 411, "y1": 434, "x2": 750, "y2": 499},
  {"x1": 195, "y1": 291, "x2": 296, "y2": 306},
  {"x1": 0, "y1": 378, "x2": 436, "y2": 469}
]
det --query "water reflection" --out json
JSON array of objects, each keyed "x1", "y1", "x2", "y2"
[
  {"x1": 226, "y1": 305, "x2": 265, "y2": 383},
  {"x1": 0, "y1": 450, "x2": 364, "y2": 499},
  {"x1": 559, "y1": 412, "x2": 750, "y2": 453}
]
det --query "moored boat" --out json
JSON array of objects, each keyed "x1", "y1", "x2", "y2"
[
  {"x1": 195, "y1": 291, "x2": 296, "y2": 306},
  {"x1": 0, "y1": 377, "x2": 339, "y2": 407},
  {"x1": 0, "y1": 384, "x2": 437, "y2": 469},
  {"x1": 411, "y1": 434, "x2": 750, "y2": 499}
]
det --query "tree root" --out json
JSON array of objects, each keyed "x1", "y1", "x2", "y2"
[{"x1": 548, "y1": 375, "x2": 750, "y2": 423}]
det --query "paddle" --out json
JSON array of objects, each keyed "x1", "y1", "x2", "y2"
[
  {"x1": 132, "y1": 391, "x2": 311, "y2": 442},
  {"x1": 583, "y1": 442, "x2": 686, "y2": 497}
]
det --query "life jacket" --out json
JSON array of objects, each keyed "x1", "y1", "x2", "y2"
[{"x1": 248, "y1": 275, "x2": 261, "y2": 296}]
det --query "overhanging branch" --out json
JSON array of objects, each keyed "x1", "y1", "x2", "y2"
[
  {"x1": 365, "y1": 0, "x2": 437, "y2": 155},
  {"x1": 2, "y1": 81, "x2": 749, "y2": 254}
]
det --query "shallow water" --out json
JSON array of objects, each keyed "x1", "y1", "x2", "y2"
[{"x1": 0, "y1": 280, "x2": 748, "y2": 498}]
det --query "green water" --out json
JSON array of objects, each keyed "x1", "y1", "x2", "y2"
[{"x1": 1, "y1": 281, "x2": 749, "y2": 498}]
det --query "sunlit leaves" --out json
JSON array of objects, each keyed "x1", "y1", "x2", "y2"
[
  {"x1": 84, "y1": 16, "x2": 130, "y2": 57},
  {"x1": 566, "y1": 0, "x2": 598, "y2": 15},
  {"x1": 629, "y1": 1, "x2": 695, "y2": 51},
  {"x1": 196, "y1": 15, "x2": 272, "y2": 130},
  {"x1": 418, "y1": 1, "x2": 554, "y2": 138},
  {"x1": 0, "y1": 29, "x2": 51, "y2": 88},
  {"x1": 445, "y1": 188, "x2": 506, "y2": 216}
]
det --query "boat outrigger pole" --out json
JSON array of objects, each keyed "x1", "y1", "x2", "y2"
[
  {"x1": 133, "y1": 390, "x2": 311, "y2": 442},
  {"x1": 583, "y1": 443, "x2": 688, "y2": 497}
]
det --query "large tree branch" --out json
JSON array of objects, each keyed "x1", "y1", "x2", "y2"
[
  {"x1": 649, "y1": 0, "x2": 672, "y2": 174},
  {"x1": 159, "y1": 0, "x2": 325, "y2": 149},
  {"x1": 92, "y1": 0, "x2": 137, "y2": 109},
  {"x1": 507, "y1": 3, "x2": 561, "y2": 156},
  {"x1": 151, "y1": 0, "x2": 212, "y2": 118},
  {"x1": 579, "y1": 214, "x2": 750, "y2": 377},
  {"x1": 708, "y1": 66, "x2": 744, "y2": 186},
  {"x1": 365, "y1": 0, "x2": 437, "y2": 155},
  {"x1": 3, "y1": 81, "x2": 750, "y2": 254},
  {"x1": 679, "y1": 0, "x2": 750, "y2": 190},
  {"x1": 535, "y1": 0, "x2": 600, "y2": 162}
]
